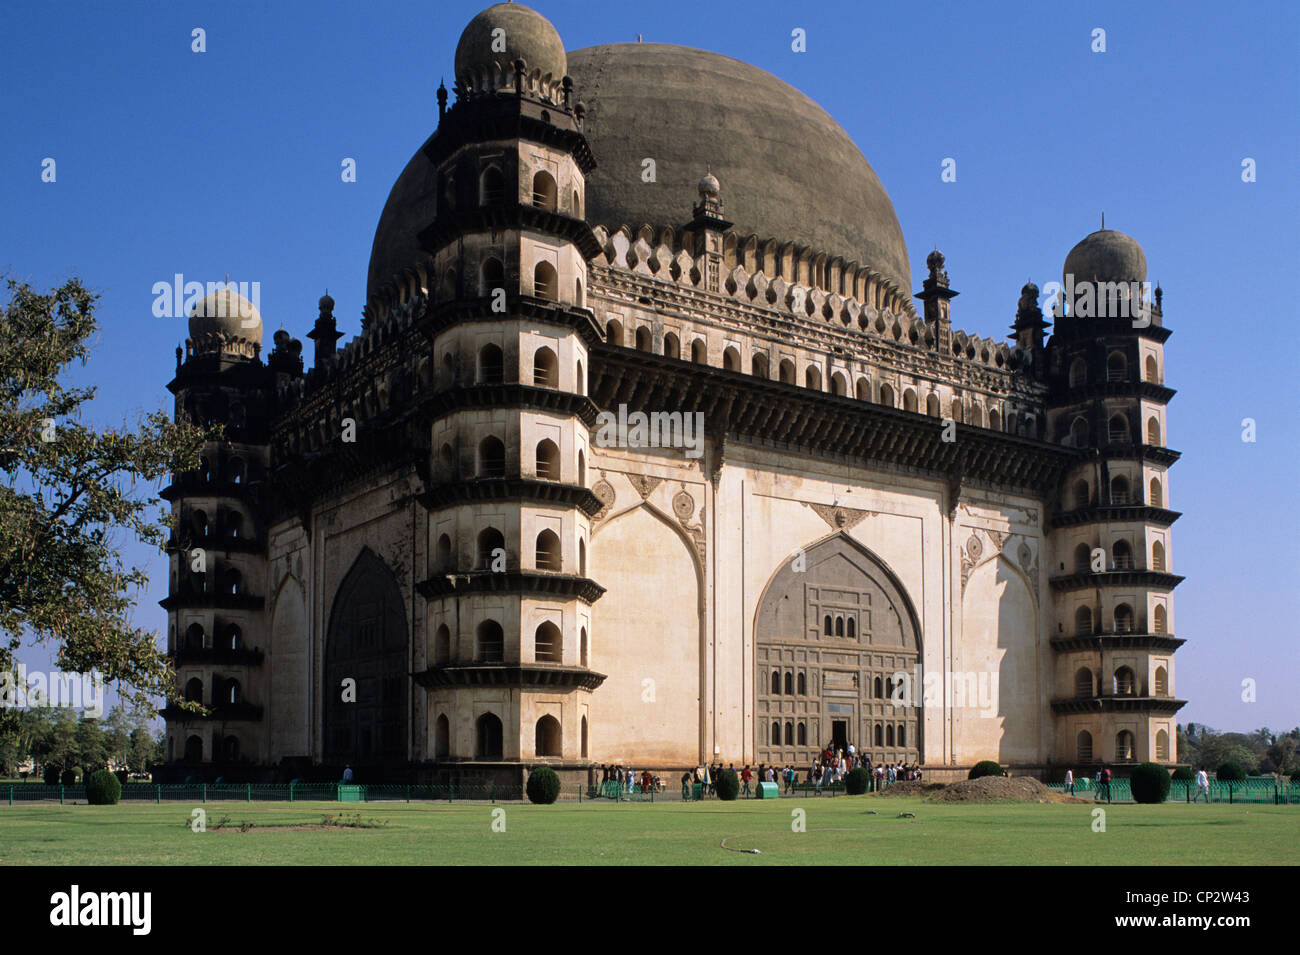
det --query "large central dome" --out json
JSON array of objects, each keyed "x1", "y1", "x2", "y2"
[
  {"x1": 567, "y1": 43, "x2": 910, "y2": 293},
  {"x1": 366, "y1": 38, "x2": 911, "y2": 301}
]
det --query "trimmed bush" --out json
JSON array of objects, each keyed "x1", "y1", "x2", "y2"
[
  {"x1": 60, "y1": 769, "x2": 78, "y2": 786},
  {"x1": 85, "y1": 770, "x2": 122, "y2": 805},
  {"x1": 1171, "y1": 766, "x2": 1194, "y2": 782},
  {"x1": 715, "y1": 768, "x2": 739, "y2": 801},
  {"x1": 43, "y1": 765, "x2": 59, "y2": 785},
  {"x1": 1216, "y1": 761, "x2": 1246, "y2": 782},
  {"x1": 969, "y1": 760, "x2": 1004, "y2": 780},
  {"x1": 1130, "y1": 762, "x2": 1171, "y2": 804},
  {"x1": 525, "y1": 767, "x2": 561, "y2": 805},
  {"x1": 845, "y1": 767, "x2": 870, "y2": 795}
]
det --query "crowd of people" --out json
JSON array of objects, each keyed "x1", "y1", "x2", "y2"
[{"x1": 676, "y1": 745, "x2": 920, "y2": 797}]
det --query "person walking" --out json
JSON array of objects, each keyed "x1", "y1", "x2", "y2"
[
  {"x1": 1194, "y1": 768, "x2": 1210, "y2": 803},
  {"x1": 1064, "y1": 768, "x2": 1073, "y2": 795},
  {"x1": 741, "y1": 765, "x2": 752, "y2": 796}
]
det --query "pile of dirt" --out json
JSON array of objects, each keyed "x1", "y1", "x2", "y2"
[
  {"x1": 926, "y1": 776, "x2": 1088, "y2": 804},
  {"x1": 873, "y1": 781, "x2": 946, "y2": 798}
]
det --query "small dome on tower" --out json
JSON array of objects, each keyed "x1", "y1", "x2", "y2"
[
  {"x1": 698, "y1": 171, "x2": 720, "y2": 197},
  {"x1": 319, "y1": 292, "x2": 335, "y2": 312},
  {"x1": 188, "y1": 287, "x2": 262, "y2": 344},
  {"x1": 1063, "y1": 228, "x2": 1147, "y2": 286},
  {"x1": 454, "y1": 2, "x2": 567, "y2": 87}
]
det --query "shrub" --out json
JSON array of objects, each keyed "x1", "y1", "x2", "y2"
[
  {"x1": 85, "y1": 770, "x2": 122, "y2": 805},
  {"x1": 114, "y1": 769, "x2": 129, "y2": 786},
  {"x1": 1130, "y1": 762, "x2": 1171, "y2": 804},
  {"x1": 43, "y1": 765, "x2": 59, "y2": 785},
  {"x1": 526, "y1": 767, "x2": 561, "y2": 805},
  {"x1": 1216, "y1": 761, "x2": 1246, "y2": 782},
  {"x1": 60, "y1": 769, "x2": 78, "y2": 786},
  {"x1": 715, "y1": 768, "x2": 739, "y2": 801},
  {"x1": 1171, "y1": 766, "x2": 1194, "y2": 782},
  {"x1": 845, "y1": 767, "x2": 870, "y2": 795},
  {"x1": 969, "y1": 760, "x2": 1004, "y2": 780}
]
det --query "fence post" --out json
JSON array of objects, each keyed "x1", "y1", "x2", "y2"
[
  {"x1": 247, "y1": 783, "x2": 252, "y2": 803},
  {"x1": 289, "y1": 782, "x2": 294, "y2": 803},
  {"x1": 156, "y1": 784, "x2": 161, "y2": 804},
  {"x1": 202, "y1": 783, "x2": 207, "y2": 804},
  {"x1": 448, "y1": 783, "x2": 454, "y2": 804},
  {"x1": 59, "y1": 785, "x2": 64, "y2": 805},
  {"x1": 1229, "y1": 784, "x2": 1233, "y2": 804},
  {"x1": 578, "y1": 784, "x2": 582, "y2": 804},
  {"x1": 8, "y1": 785, "x2": 12, "y2": 806},
  {"x1": 490, "y1": 783, "x2": 495, "y2": 804}
]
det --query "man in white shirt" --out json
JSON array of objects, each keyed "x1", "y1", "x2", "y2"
[
  {"x1": 1193, "y1": 768, "x2": 1210, "y2": 802},
  {"x1": 1064, "y1": 769, "x2": 1073, "y2": 794}
]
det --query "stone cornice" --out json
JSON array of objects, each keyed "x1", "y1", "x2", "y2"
[
  {"x1": 418, "y1": 478, "x2": 604, "y2": 517},
  {"x1": 416, "y1": 296, "x2": 606, "y2": 350},
  {"x1": 1050, "y1": 696, "x2": 1186, "y2": 716},
  {"x1": 415, "y1": 570, "x2": 606, "y2": 604},
  {"x1": 419, "y1": 206, "x2": 603, "y2": 260},
  {"x1": 417, "y1": 383, "x2": 603, "y2": 429},
  {"x1": 1048, "y1": 569, "x2": 1185, "y2": 592},
  {"x1": 413, "y1": 664, "x2": 606, "y2": 691},
  {"x1": 1050, "y1": 633, "x2": 1185, "y2": 653},
  {"x1": 1051, "y1": 504, "x2": 1182, "y2": 529}
]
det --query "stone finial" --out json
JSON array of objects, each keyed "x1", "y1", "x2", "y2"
[
  {"x1": 561, "y1": 74, "x2": 573, "y2": 108},
  {"x1": 926, "y1": 248, "x2": 948, "y2": 286},
  {"x1": 437, "y1": 79, "x2": 448, "y2": 118}
]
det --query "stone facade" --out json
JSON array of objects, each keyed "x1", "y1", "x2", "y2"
[{"x1": 160, "y1": 2, "x2": 1184, "y2": 783}]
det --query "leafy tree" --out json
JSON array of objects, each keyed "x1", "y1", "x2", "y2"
[
  {"x1": 75, "y1": 714, "x2": 108, "y2": 774},
  {"x1": 43, "y1": 705, "x2": 78, "y2": 773},
  {"x1": 104, "y1": 705, "x2": 132, "y2": 770},
  {"x1": 0, "y1": 277, "x2": 214, "y2": 712},
  {"x1": 1265, "y1": 736, "x2": 1298, "y2": 775}
]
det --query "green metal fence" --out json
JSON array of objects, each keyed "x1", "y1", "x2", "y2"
[{"x1": 1047, "y1": 776, "x2": 1299, "y2": 804}]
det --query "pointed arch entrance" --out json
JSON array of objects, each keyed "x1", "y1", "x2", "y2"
[
  {"x1": 324, "y1": 548, "x2": 409, "y2": 767},
  {"x1": 754, "y1": 533, "x2": 922, "y2": 764}
]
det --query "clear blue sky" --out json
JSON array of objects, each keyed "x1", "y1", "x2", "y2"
[{"x1": 2, "y1": 0, "x2": 1296, "y2": 734}]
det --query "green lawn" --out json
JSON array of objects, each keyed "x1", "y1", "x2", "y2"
[{"x1": 1, "y1": 796, "x2": 1295, "y2": 865}]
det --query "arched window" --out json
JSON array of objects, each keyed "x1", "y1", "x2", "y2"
[
  {"x1": 1005, "y1": 411, "x2": 1018, "y2": 434},
  {"x1": 476, "y1": 712, "x2": 504, "y2": 758},
  {"x1": 184, "y1": 623, "x2": 204, "y2": 651},
  {"x1": 606, "y1": 320, "x2": 623, "y2": 346},
  {"x1": 479, "y1": 166, "x2": 504, "y2": 205},
  {"x1": 1074, "y1": 543, "x2": 1092, "y2": 573},
  {"x1": 1155, "y1": 729, "x2": 1169, "y2": 760},
  {"x1": 770, "y1": 721, "x2": 780, "y2": 745},
  {"x1": 1149, "y1": 476, "x2": 1162, "y2": 507},
  {"x1": 903, "y1": 389, "x2": 918, "y2": 413},
  {"x1": 663, "y1": 333, "x2": 680, "y2": 359},
  {"x1": 635, "y1": 326, "x2": 653, "y2": 352},
  {"x1": 797, "y1": 672, "x2": 807, "y2": 695},
  {"x1": 531, "y1": 171, "x2": 557, "y2": 211},
  {"x1": 778, "y1": 359, "x2": 796, "y2": 384},
  {"x1": 1112, "y1": 539, "x2": 1133, "y2": 570},
  {"x1": 575, "y1": 277, "x2": 584, "y2": 306},
  {"x1": 1073, "y1": 480, "x2": 1090, "y2": 509},
  {"x1": 771, "y1": 670, "x2": 781, "y2": 694},
  {"x1": 874, "y1": 676, "x2": 883, "y2": 698},
  {"x1": 223, "y1": 735, "x2": 240, "y2": 761},
  {"x1": 185, "y1": 735, "x2": 203, "y2": 762},
  {"x1": 532, "y1": 346, "x2": 558, "y2": 387},
  {"x1": 1146, "y1": 417, "x2": 1162, "y2": 446},
  {"x1": 1144, "y1": 355, "x2": 1160, "y2": 383},
  {"x1": 442, "y1": 268, "x2": 457, "y2": 299},
  {"x1": 1076, "y1": 730, "x2": 1093, "y2": 762},
  {"x1": 878, "y1": 383, "x2": 894, "y2": 407},
  {"x1": 784, "y1": 672, "x2": 793, "y2": 695},
  {"x1": 535, "y1": 622, "x2": 562, "y2": 663},
  {"x1": 437, "y1": 534, "x2": 453, "y2": 571},
  {"x1": 1107, "y1": 414, "x2": 1128, "y2": 445},
  {"x1": 1068, "y1": 357, "x2": 1087, "y2": 388},
  {"x1": 435, "y1": 714, "x2": 450, "y2": 757},
  {"x1": 475, "y1": 621, "x2": 504, "y2": 662},
  {"x1": 1115, "y1": 730, "x2": 1135, "y2": 762},
  {"x1": 1114, "y1": 667, "x2": 1136, "y2": 696},
  {"x1": 1070, "y1": 417, "x2": 1089, "y2": 447},
  {"x1": 535, "y1": 439, "x2": 560, "y2": 480},
  {"x1": 480, "y1": 257, "x2": 504, "y2": 296},
  {"x1": 229, "y1": 457, "x2": 245, "y2": 484},
  {"x1": 193, "y1": 509, "x2": 209, "y2": 540},
  {"x1": 226, "y1": 679, "x2": 241, "y2": 704},
  {"x1": 1107, "y1": 351, "x2": 1127, "y2": 382},
  {"x1": 834, "y1": 616, "x2": 844, "y2": 637},
  {"x1": 1154, "y1": 666, "x2": 1168, "y2": 696},
  {"x1": 723, "y1": 346, "x2": 741, "y2": 372},
  {"x1": 534, "y1": 261, "x2": 558, "y2": 301},
  {"x1": 227, "y1": 625, "x2": 241, "y2": 651},
  {"x1": 898, "y1": 726, "x2": 906, "y2": 747},
  {"x1": 535, "y1": 530, "x2": 561, "y2": 571},
  {"x1": 797, "y1": 722, "x2": 807, "y2": 745},
  {"x1": 441, "y1": 353, "x2": 455, "y2": 387},
  {"x1": 1114, "y1": 604, "x2": 1134, "y2": 634},
  {"x1": 831, "y1": 372, "x2": 848, "y2": 396},
  {"x1": 227, "y1": 512, "x2": 243, "y2": 540},
  {"x1": 184, "y1": 678, "x2": 204, "y2": 703},
  {"x1": 785, "y1": 722, "x2": 794, "y2": 745},
  {"x1": 478, "y1": 343, "x2": 504, "y2": 384},
  {"x1": 856, "y1": 378, "x2": 870, "y2": 400},
  {"x1": 691, "y1": 339, "x2": 708, "y2": 364},
  {"x1": 580, "y1": 627, "x2": 589, "y2": 667},
  {"x1": 1075, "y1": 605, "x2": 1093, "y2": 636},
  {"x1": 886, "y1": 725, "x2": 894, "y2": 746},
  {"x1": 926, "y1": 393, "x2": 941, "y2": 417},
  {"x1": 578, "y1": 537, "x2": 587, "y2": 576},
  {"x1": 1153, "y1": 605, "x2": 1167, "y2": 634},
  {"x1": 434, "y1": 624, "x2": 451, "y2": 664},
  {"x1": 439, "y1": 443, "x2": 455, "y2": 479},
  {"x1": 1151, "y1": 541, "x2": 1166, "y2": 572},
  {"x1": 581, "y1": 715, "x2": 588, "y2": 758},
  {"x1": 477, "y1": 527, "x2": 505, "y2": 570},
  {"x1": 823, "y1": 614, "x2": 833, "y2": 636},
  {"x1": 575, "y1": 360, "x2": 585, "y2": 396},
  {"x1": 874, "y1": 724, "x2": 883, "y2": 746},
  {"x1": 988, "y1": 408, "x2": 1001, "y2": 431},
  {"x1": 224, "y1": 568, "x2": 242, "y2": 595},
  {"x1": 478, "y1": 436, "x2": 505, "y2": 477},
  {"x1": 805, "y1": 366, "x2": 822, "y2": 390},
  {"x1": 949, "y1": 399, "x2": 963, "y2": 423},
  {"x1": 1075, "y1": 667, "x2": 1094, "y2": 698},
  {"x1": 847, "y1": 617, "x2": 856, "y2": 640},
  {"x1": 1110, "y1": 475, "x2": 1130, "y2": 504},
  {"x1": 752, "y1": 353, "x2": 769, "y2": 378},
  {"x1": 577, "y1": 449, "x2": 586, "y2": 486}
]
